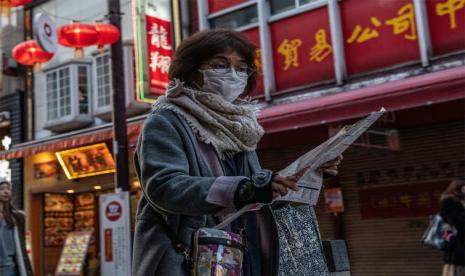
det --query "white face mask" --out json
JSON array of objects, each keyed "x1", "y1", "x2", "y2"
[{"x1": 199, "y1": 68, "x2": 248, "y2": 102}]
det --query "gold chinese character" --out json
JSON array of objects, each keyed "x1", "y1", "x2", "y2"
[
  {"x1": 436, "y1": 0, "x2": 465, "y2": 29},
  {"x1": 255, "y1": 49, "x2": 263, "y2": 74},
  {"x1": 278, "y1": 38, "x2": 302, "y2": 71},
  {"x1": 400, "y1": 195, "x2": 413, "y2": 208},
  {"x1": 386, "y1": 3, "x2": 417, "y2": 40},
  {"x1": 309, "y1": 29, "x2": 333, "y2": 62},
  {"x1": 416, "y1": 192, "x2": 432, "y2": 207},
  {"x1": 347, "y1": 17, "x2": 382, "y2": 44},
  {"x1": 378, "y1": 198, "x2": 390, "y2": 209}
]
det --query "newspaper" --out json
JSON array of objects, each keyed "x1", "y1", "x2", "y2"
[
  {"x1": 214, "y1": 107, "x2": 386, "y2": 229},
  {"x1": 275, "y1": 107, "x2": 386, "y2": 205}
]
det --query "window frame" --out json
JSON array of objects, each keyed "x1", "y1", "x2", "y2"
[
  {"x1": 44, "y1": 61, "x2": 92, "y2": 124},
  {"x1": 207, "y1": 1, "x2": 259, "y2": 30},
  {"x1": 268, "y1": 0, "x2": 328, "y2": 23},
  {"x1": 93, "y1": 52, "x2": 113, "y2": 109}
]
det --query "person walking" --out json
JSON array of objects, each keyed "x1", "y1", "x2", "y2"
[
  {"x1": 0, "y1": 180, "x2": 33, "y2": 276},
  {"x1": 439, "y1": 177, "x2": 465, "y2": 276},
  {"x1": 132, "y1": 29, "x2": 341, "y2": 275}
]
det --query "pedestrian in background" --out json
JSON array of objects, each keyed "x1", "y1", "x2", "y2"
[
  {"x1": 0, "y1": 180, "x2": 33, "y2": 276},
  {"x1": 132, "y1": 29, "x2": 341, "y2": 275},
  {"x1": 440, "y1": 177, "x2": 465, "y2": 276}
]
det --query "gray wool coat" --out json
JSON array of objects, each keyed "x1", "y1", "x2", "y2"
[{"x1": 132, "y1": 109, "x2": 280, "y2": 276}]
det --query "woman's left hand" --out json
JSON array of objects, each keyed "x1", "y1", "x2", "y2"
[{"x1": 319, "y1": 155, "x2": 343, "y2": 176}]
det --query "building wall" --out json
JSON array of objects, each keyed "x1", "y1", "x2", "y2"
[
  {"x1": 32, "y1": 0, "x2": 135, "y2": 139},
  {"x1": 0, "y1": 91, "x2": 25, "y2": 208}
]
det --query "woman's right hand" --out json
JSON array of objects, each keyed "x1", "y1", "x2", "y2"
[{"x1": 272, "y1": 175, "x2": 299, "y2": 199}]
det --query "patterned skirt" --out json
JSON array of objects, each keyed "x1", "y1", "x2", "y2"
[{"x1": 273, "y1": 204, "x2": 330, "y2": 276}]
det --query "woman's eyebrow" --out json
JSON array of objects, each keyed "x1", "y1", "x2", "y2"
[{"x1": 212, "y1": 55, "x2": 247, "y2": 63}]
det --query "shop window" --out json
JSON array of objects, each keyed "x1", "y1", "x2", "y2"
[
  {"x1": 94, "y1": 54, "x2": 112, "y2": 108},
  {"x1": 43, "y1": 62, "x2": 93, "y2": 132},
  {"x1": 210, "y1": 4, "x2": 258, "y2": 29},
  {"x1": 270, "y1": 0, "x2": 322, "y2": 15}
]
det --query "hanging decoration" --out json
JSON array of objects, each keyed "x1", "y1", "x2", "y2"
[
  {"x1": 12, "y1": 40, "x2": 54, "y2": 71},
  {"x1": 94, "y1": 23, "x2": 121, "y2": 53},
  {"x1": 0, "y1": 0, "x2": 31, "y2": 16},
  {"x1": 9, "y1": 0, "x2": 31, "y2": 6},
  {"x1": 57, "y1": 22, "x2": 99, "y2": 58}
]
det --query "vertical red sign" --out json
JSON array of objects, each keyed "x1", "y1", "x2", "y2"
[
  {"x1": 145, "y1": 2, "x2": 173, "y2": 96},
  {"x1": 426, "y1": 0, "x2": 465, "y2": 56}
]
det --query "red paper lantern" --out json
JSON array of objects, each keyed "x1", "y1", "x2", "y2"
[
  {"x1": 12, "y1": 40, "x2": 54, "y2": 70},
  {"x1": 95, "y1": 23, "x2": 121, "y2": 52},
  {"x1": 9, "y1": 0, "x2": 32, "y2": 7},
  {"x1": 57, "y1": 23, "x2": 99, "y2": 58}
]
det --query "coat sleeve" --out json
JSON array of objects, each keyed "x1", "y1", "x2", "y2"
[
  {"x1": 135, "y1": 113, "x2": 239, "y2": 216},
  {"x1": 439, "y1": 198, "x2": 465, "y2": 232}
]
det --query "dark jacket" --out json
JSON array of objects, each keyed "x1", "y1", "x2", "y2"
[
  {"x1": 132, "y1": 109, "x2": 279, "y2": 276},
  {"x1": 439, "y1": 197, "x2": 465, "y2": 265},
  {"x1": 11, "y1": 210, "x2": 34, "y2": 276}
]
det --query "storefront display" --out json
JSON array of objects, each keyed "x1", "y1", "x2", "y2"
[
  {"x1": 55, "y1": 231, "x2": 92, "y2": 275},
  {"x1": 44, "y1": 194, "x2": 74, "y2": 247}
]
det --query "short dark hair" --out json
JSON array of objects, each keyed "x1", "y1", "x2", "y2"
[{"x1": 168, "y1": 29, "x2": 258, "y2": 95}]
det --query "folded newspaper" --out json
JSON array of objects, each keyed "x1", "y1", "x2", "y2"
[{"x1": 215, "y1": 107, "x2": 386, "y2": 229}]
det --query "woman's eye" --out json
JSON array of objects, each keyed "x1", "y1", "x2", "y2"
[
  {"x1": 236, "y1": 67, "x2": 248, "y2": 73},
  {"x1": 212, "y1": 63, "x2": 228, "y2": 69}
]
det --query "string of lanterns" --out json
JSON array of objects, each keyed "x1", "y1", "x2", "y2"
[{"x1": 12, "y1": 22, "x2": 121, "y2": 69}]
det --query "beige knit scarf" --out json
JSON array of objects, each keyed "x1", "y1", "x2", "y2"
[{"x1": 152, "y1": 79, "x2": 264, "y2": 158}]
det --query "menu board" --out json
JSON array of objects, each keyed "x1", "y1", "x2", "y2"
[
  {"x1": 44, "y1": 194, "x2": 74, "y2": 247},
  {"x1": 56, "y1": 231, "x2": 92, "y2": 276},
  {"x1": 74, "y1": 193, "x2": 96, "y2": 244}
]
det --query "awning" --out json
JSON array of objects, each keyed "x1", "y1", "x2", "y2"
[
  {"x1": 259, "y1": 66, "x2": 465, "y2": 133},
  {"x1": 0, "y1": 118, "x2": 143, "y2": 160},
  {"x1": 1, "y1": 66, "x2": 464, "y2": 160}
]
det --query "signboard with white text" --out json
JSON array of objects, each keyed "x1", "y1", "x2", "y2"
[
  {"x1": 99, "y1": 192, "x2": 132, "y2": 276},
  {"x1": 132, "y1": 0, "x2": 173, "y2": 102}
]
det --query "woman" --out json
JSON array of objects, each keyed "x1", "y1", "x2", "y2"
[
  {"x1": 132, "y1": 29, "x2": 341, "y2": 275},
  {"x1": 0, "y1": 180, "x2": 33, "y2": 276},
  {"x1": 439, "y1": 177, "x2": 465, "y2": 276}
]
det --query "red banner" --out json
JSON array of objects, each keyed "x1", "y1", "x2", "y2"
[
  {"x1": 242, "y1": 27, "x2": 264, "y2": 98},
  {"x1": 426, "y1": 0, "x2": 465, "y2": 56},
  {"x1": 358, "y1": 181, "x2": 450, "y2": 219},
  {"x1": 270, "y1": 7, "x2": 334, "y2": 92},
  {"x1": 146, "y1": 15, "x2": 173, "y2": 96},
  {"x1": 340, "y1": 0, "x2": 420, "y2": 75}
]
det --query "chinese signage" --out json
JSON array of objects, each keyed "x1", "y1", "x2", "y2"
[
  {"x1": 55, "y1": 143, "x2": 115, "y2": 180},
  {"x1": 270, "y1": 7, "x2": 334, "y2": 91},
  {"x1": 340, "y1": 0, "x2": 420, "y2": 75},
  {"x1": 426, "y1": 0, "x2": 465, "y2": 56},
  {"x1": 99, "y1": 192, "x2": 132, "y2": 276},
  {"x1": 236, "y1": 0, "x2": 465, "y2": 96},
  {"x1": 34, "y1": 160, "x2": 59, "y2": 179},
  {"x1": 133, "y1": 0, "x2": 173, "y2": 102},
  {"x1": 358, "y1": 181, "x2": 449, "y2": 219},
  {"x1": 55, "y1": 231, "x2": 92, "y2": 275}
]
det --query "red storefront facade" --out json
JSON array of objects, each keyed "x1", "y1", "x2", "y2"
[{"x1": 195, "y1": 0, "x2": 465, "y2": 275}]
